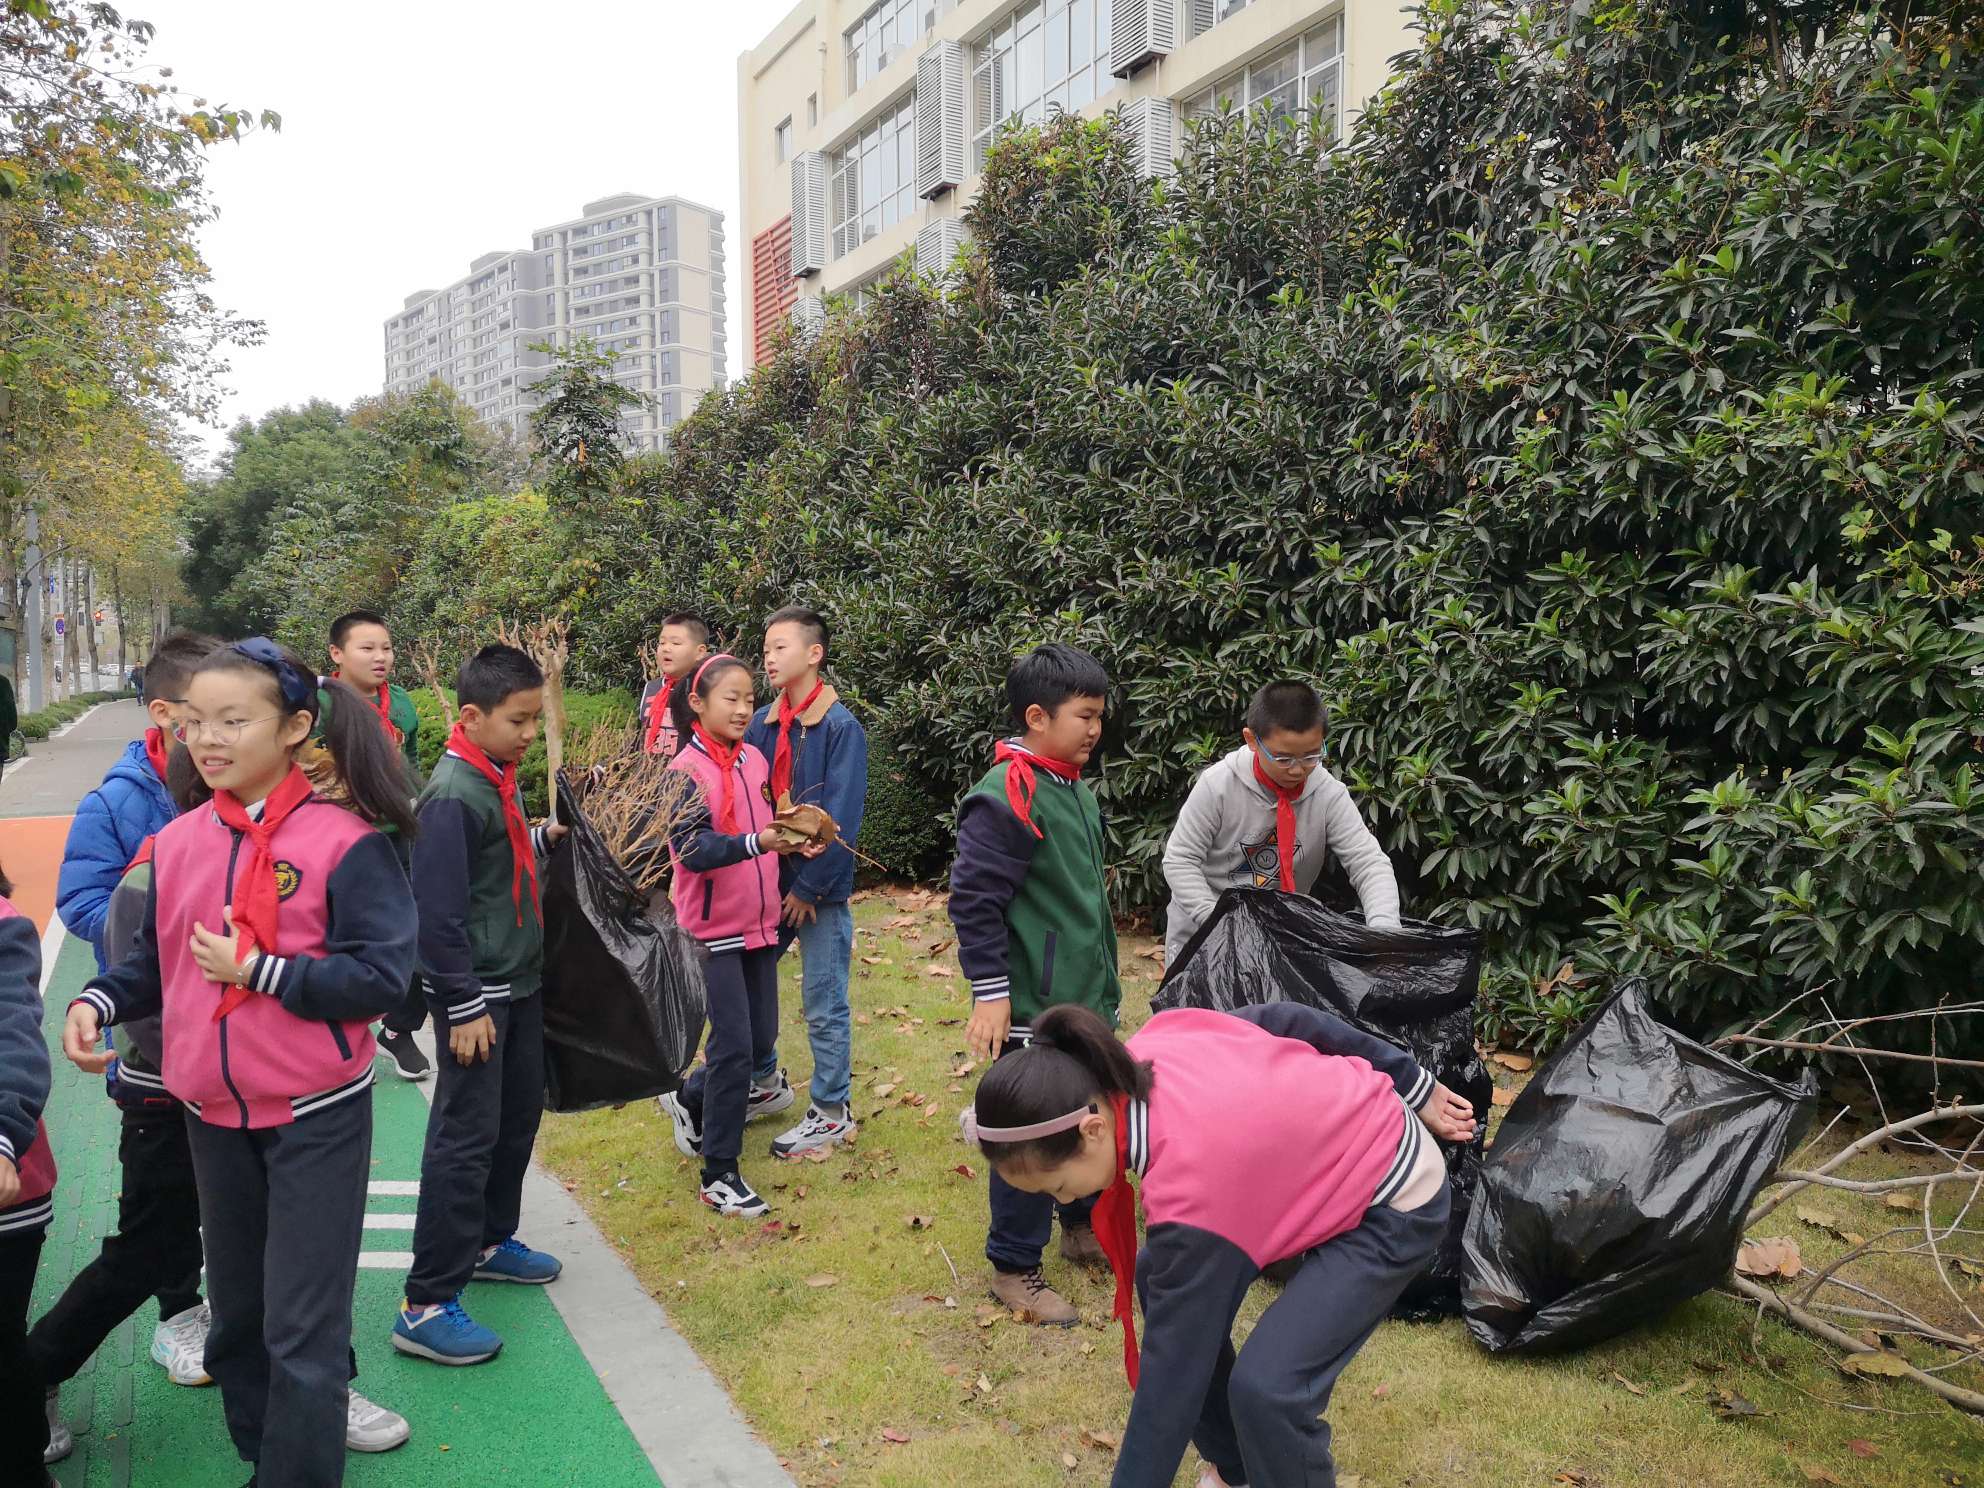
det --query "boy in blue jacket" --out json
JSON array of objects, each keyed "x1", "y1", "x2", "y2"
[{"x1": 743, "y1": 607, "x2": 867, "y2": 1158}]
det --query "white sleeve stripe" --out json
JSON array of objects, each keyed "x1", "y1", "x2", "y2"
[
  {"x1": 973, "y1": 991, "x2": 1013, "y2": 1003},
  {"x1": 1405, "y1": 1067, "x2": 1434, "y2": 1108},
  {"x1": 743, "y1": 833, "x2": 764, "y2": 857},
  {"x1": 0, "y1": 1135, "x2": 13, "y2": 1161},
  {"x1": 78, "y1": 990, "x2": 116, "y2": 1024}
]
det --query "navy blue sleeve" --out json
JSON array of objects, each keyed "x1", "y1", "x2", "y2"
[
  {"x1": 55, "y1": 778, "x2": 146, "y2": 961},
  {"x1": 668, "y1": 781, "x2": 767, "y2": 872},
  {"x1": 0, "y1": 915, "x2": 48, "y2": 1169},
  {"x1": 76, "y1": 869, "x2": 164, "y2": 1029},
  {"x1": 255, "y1": 831, "x2": 416, "y2": 1023},
  {"x1": 411, "y1": 796, "x2": 484, "y2": 1024},
  {"x1": 1230, "y1": 1001, "x2": 1434, "y2": 1108},
  {"x1": 790, "y1": 712, "x2": 867, "y2": 905},
  {"x1": 741, "y1": 705, "x2": 774, "y2": 763},
  {"x1": 1111, "y1": 1225, "x2": 1259, "y2": 1488},
  {"x1": 948, "y1": 792, "x2": 1037, "y2": 1003}
]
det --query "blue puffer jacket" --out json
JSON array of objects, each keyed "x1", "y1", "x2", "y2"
[
  {"x1": 744, "y1": 687, "x2": 868, "y2": 906},
  {"x1": 57, "y1": 738, "x2": 176, "y2": 972}
]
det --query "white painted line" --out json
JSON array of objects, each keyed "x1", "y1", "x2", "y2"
[
  {"x1": 356, "y1": 1251, "x2": 414, "y2": 1270},
  {"x1": 37, "y1": 908, "x2": 67, "y2": 1002},
  {"x1": 367, "y1": 1181, "x2": 422, "y2": 1196},
  {"x1": 363, "y1": 1213, "x2": 416, "y2": 1230}
]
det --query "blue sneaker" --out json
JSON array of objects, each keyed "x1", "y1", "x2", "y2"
[
  {"x1": 473, "y1": 1235, "x2": 563, "y2": 1285},
  {"x1": 390, "y1": 1296, "x2": 501, "y2": 1365}
]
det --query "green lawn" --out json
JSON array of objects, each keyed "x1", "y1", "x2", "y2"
[{"x1": 535, "y1": 890, "x2": 1984, "y2": 1487}]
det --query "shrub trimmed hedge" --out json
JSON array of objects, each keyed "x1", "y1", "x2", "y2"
[{"x1": 19, "y1": 691, "x2": 125, "y2": 741}]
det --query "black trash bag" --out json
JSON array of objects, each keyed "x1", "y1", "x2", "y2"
[
  {"x1": 539, "y1": 781, "x2": 707, "y2": 1113},
  {"x1": 1153, "y1": 888, "x2": 1490, "y2": 1319},
  {"x1": 1461, "y1": 980, "x2": 1817, "y2": 1354}
]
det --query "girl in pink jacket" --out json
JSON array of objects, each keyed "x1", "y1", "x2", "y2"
[
  {"x1": 656, "y1": 654, "x2": 819, "y2": 1218},
  {"x1": 64, "y1": 638, "x2": 418, "y2": 1488},
  {"x1": 968, "y1": 1002, "x2": 1478, "y2": 1488}
]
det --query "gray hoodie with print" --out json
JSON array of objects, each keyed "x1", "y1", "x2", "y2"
[{"x1": 1161, "y1": 745, "x2": 1401, "y2": 963}]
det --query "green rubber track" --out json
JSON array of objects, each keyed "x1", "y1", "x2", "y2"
[{"x1": 35, "y1": 930, "x2": 662, "y2": 1488}]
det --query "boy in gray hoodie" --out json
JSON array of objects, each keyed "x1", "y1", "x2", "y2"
[{"x1": 1162, "y1": 681, "x2": 1401, "y2": 963}]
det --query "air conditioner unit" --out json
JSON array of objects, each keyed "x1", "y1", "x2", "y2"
[
  {"x1": 790, "y1": 150, "x2": 828, "y2": 277},
  {"x1": 1119, "y1": 95, "x2": 1181, "y2": 178},
  {"x1": 1110, "y1": 0, "x2": 1181, "y2": 78},
  {"x1": 916, "y1": 40, "x2": 968, "y2": 199},
  {"x1": 915, "y1": 218, "x2": 969, "y2": 281},
  {"x1": 790, "y1": 295, "x2": 827, "y2": 337}
]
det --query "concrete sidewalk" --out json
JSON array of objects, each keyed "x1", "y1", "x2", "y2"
[{"x1": 1, "y1": 699, "x2": 148, "y2": 821}]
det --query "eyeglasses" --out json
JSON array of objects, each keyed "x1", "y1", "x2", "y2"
[
  {"x1": 172, "y1": 715, "x2": 282, "y2": 746},
  {"x1": 1257, "y1": 742, "x2": 1327, "y2": 768}
]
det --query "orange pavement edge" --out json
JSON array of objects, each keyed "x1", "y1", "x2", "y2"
[{"x1": 0, "y1": 814, "x2": 73, "y2": 934}]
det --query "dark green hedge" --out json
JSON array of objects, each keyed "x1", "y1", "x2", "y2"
[
  {"x1": 19, "y1": 691, "x2": 125, "y2": 741},
  {"x1": 372, "y1": 1, "x2": 1984, "y2": 1060},
  {"x1": 407, "y1": 685, "x2": 636, "y2": 818}
]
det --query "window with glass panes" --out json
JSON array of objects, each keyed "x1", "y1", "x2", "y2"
[
  {"x1": 845, "y1": 0, "x2": 947, "y2": 93},
  {"x1": 1189, "y1": 0, "x2": 1255, "y2": 37},
  {"x1": 1186, "y1": 16, "x2": 1343, "y2": 138},
  {"x1": 829, "y1": 95, "x2": 918, "y2": 260},
  {"x1": 970, "y1": 0, "x2": 1113, "y2": 170}
]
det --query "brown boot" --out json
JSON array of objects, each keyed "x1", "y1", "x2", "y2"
[
  {"x1": 988, "y1": 1267, "x2": 1079, "y2": 1327},
  {"x1": 1059, "y1": 1221, "x2": 1108, "y2": 1269}
]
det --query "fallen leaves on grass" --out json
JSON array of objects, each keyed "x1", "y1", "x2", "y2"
[
  {"x1": 1800, "y1": 1468, "x2": 1845, "y2": 1486},
  {"x1": 804, "y1": 1274, "x2": 838, "y2": 1288},
  {"x1": 1883, "y1": 1191, "x2": 1919, "y2": 1211},
  {"x1": 1490, "y1": 1086, "x2": 1518, "y2": 1108},
  {"x1": 953, "y1": 1163, "x2": 976, "y2": 1179},
  {"x1": 1840, "y1": 1351, "x2": 1910, "y2": 1378},
  {"x1": 1708, "y1": 1388, "x2": 1761, "y2": 1419},
  {"x1": 924, "y1": 963, "x2": 956, "y2": 978},
  {"x1": 880, "y1": 1427, "x2": 910, "y2": 1445},
  {"x1": 1080, "y1": 1428, "x2": 1119, "y2": 1452},
  {"x1": 908, "y1": 1213, "x2": 936, "y2": 1229},
  {"x1": 1847, "y1": 1439, "x2": 1879, "y2": 1458},
  {"x1": 975, "y1": 1304, "x2": 1002, "y2": 1329},
  {"x1": 1735, "y1": 1237, "x2": 1803, "y2": 1280},
  {"x1": 1610, "y1": 1370, "x2": 1648, "y2": 1397},
  {"x1": 1491, "y1": 1051, "x2": 1534, "y2": 1071}
]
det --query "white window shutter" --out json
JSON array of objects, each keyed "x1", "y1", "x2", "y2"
[
  {"x1": 916, "y1": 41, "x2": 967, "y2": 199},
  {"x1": 790, "y1": 294, "x2": 827, "y2": 337},
  {"x1": 1119, "y1": 96, "x2": 1181, "y2": 177},
  {"x1": 1110, "y1": 0, "x2": 1180, "y2": 78},
  {"x1": 1188, "y1": 0, "x2": 1216, "y2": 40},
  {"x1": 915, "y1": 218, "x2": 968, "y2": 281},
  {"x1": 790, "y1": 151, "x2": 828, "y2": 278}
]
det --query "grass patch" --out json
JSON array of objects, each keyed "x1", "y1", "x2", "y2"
[{"x1": 535, "y1": 890, "x2": 1984, "y2": 1487}]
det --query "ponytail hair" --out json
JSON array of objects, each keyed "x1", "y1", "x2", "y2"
[
  {"x1": 972, "y1": 1005, "x2": 1153, "y2": 1171},
  {"x1": 669, "y1": 653, "x2": 753, "y2": 741},
  {"x1": 184, "y1": 642, "x2": 419, "y2": 837}
]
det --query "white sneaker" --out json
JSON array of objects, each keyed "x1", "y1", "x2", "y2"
[
  {"x1": 770, "y1": 1103, "x2": 857, "y2": 1159},
  {"x1": 700, "y1": 1171, "x2": 769, "y2": 1218},
  {"x1": 746, "y1": 1070, "x2": 795, "y2": 1122},
  {"x1": 658, "y1": 1090, "x2": 702, "y2": 1158},
  {"x1": 345, "y1": 1389, "x2": 410, "y2": 1453},
  {"x1": 149, "y1": 1302, "x2": 212, "y2": 1386}
]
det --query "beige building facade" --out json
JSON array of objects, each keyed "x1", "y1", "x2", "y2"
[
  {"x1": 384, "y1": 194, "x2": 726, "y2": 453},
  {"x1": 738, "y1": 0, "x2": 1415, "y2": 364}
]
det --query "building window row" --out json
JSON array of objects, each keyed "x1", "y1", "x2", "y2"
[
  {"x1": 971, "y1": 0, "x2": 1112, "y2": 170},
  {"x1": 830, "y1": 93, "x2": 917, "y2": 260},
  {"x1": 1186, "y1": 16, "x2": 1343, "y2": 138},
  {"x1": 845, "y1": 0, "x2": 947, "y2": 93}
]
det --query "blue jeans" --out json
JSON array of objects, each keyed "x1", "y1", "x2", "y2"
[{"x1": 753, "y1": 900, "x2": 854, "y2": 1109}]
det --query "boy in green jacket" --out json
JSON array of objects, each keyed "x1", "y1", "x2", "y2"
[
  {"x1": 316, "y1": 609, "x2": 429, "y2": 1080},
  {"x1": 948, "y1": 643, "x2": 1119, "y2": 1326}
]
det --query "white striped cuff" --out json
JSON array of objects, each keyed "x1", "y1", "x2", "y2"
[
  {"x1": 291, "y1": 1068, "x2": 373, "y2": 1120},
  {"x1": 0, "y1": 1133, "x2": 13, "y2": 1162},
  {"x1": 531, "y1": 824, "x2": 551, "y2": 856},
  {"x1": 443, "y1": 993, "x2": 488, "y2": 1025},
  {"x1": 1403, "y1": 1065, "x2": 1435, "y2": 1110},
  {"x1": 969, "y1": 975, "x2": 1010, "y2": 1002},
  {"x1": 115, "y1": 1063, "x2": 169, "y2": 1091},
  {"x1": 74, "y1": 989, "x2": 116, "y2": 1027},
  {"x1": 251, "y1": 952, "x2": 294, "y2": 999},
  {"x1": 0, "y1": 1197, "x2": 54, "y2": 1234},
  {"x1": 743, "y1": 832, "x2": 765, "y2": 857},
  {"x1": 703, "y1": 935, "x2": 747, "y2": 955}
]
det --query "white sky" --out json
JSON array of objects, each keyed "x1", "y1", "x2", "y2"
[{"x1": 134, "y1": 0, "x2": 795, "y2": 469}]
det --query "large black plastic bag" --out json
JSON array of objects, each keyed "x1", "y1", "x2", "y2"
[
  {"x1": 1462, "y1": 981, "x2": 1816, "y2": 1354},
  {"x1": 1153, "y1": 888, "x2": 1490, "y2": 1319},
  {"x1": 539, "y1": 786, "x2": 707, "y2": 1113}
]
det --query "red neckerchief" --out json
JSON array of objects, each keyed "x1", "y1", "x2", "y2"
[
  {"x1": 993, "y1": 740, "x2": 1083, "y2": 840},
  {"x1": 642, "y1": 679, "x2": 676, "y2": 755},
  {"x1": 446, "y1": 722, "x2": 539, "y2": 926},
  {"x1": 143, "y1": 726, "x2": 172, "y2": 784},
  {"x1": 209, "y1": 767, "x2": 315, "y2": 1019},
  {"x1": 770, "y1": 679, "x2": 824, "y2": 803},
  {"x1": 1093, "y1": 1090, "x2": 1142, "y2": 1387},
  {"x1": 332, "y1": 670, "x2": 400, "y2": 743},
  {"x1": 692, "y1": 723, "x2": 744, "y2": 832},
  {"x1": 1250, "y1": 752, "x2": 1300, "y2": 893}
]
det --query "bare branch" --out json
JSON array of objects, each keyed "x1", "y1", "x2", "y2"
[{"x1": 1727, "y1": 1276, "x2": 1984, "y2": 1415}]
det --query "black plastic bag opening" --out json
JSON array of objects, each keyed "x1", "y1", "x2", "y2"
[
  {"x1": 1154, "y1": 887, "x2": 1489, "y2": 1319},
  {"x1": 1461, "y1": 980, "x2": 1817, "y2": 1354},
  {"x1": 539, "y1": 777, "x2": 707, "y2": 1113}
]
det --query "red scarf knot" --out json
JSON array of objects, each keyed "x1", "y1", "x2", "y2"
[
  {"x1": 642, "y1": 678, "x2": 676, "y2": 755},
  {"x1": 1250, "y1": 752, "x2": 1301, "y2": 893},
  {"x1": 446, "y1": 723, "x2": 540, "y2": 926},
  {"x1": 691, "y1": 723, "x2": 745, "y2": 833},
  {"x1": 994, "y1": 740, "x2": 1083, "y2": 840},
  {"x1": 209, "y1": 766, "x2": 315, "y2": 1020},
  {"x1": 334, "y1": 671, "x2": 402, "y2": 745},
  {"x1": 1092, "y1": 1090, "x2": 1143, "y2": 1387},
  {"x1": 143, "y1": 726, "x2": 172, "y2": 785},
  {"x1": 770, "y1": 679, "x2": 824, "y2": 803}
]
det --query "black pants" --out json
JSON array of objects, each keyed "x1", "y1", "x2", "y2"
[
  {"x1": 0, "y1": 1226, "x2": 49, "y2": 1482},
  {"x1": 406, "y1": 995, "x2": 544, "y2": 1307},
  {"x1": 185, "y1": 1096, "x2": 371, "y2": 1488},
  {"x1": 1177, "y1": 1189, "x2": 1450, "y2": 1488},
  {"x1": 679, "y1": 947, "x2": 779, "y2": 1168},
  {"x1": 28, "y1": 1109, "x2": 203, "y2": 1384},
  {"x1": 380, "y1": 836, "x2": 427, "y2": 1036}
]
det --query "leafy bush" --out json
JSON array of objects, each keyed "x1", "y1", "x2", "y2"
[
  {"x1": 18, "y1": 691, "x2": 124, "y2": 741},
  {"x1": 272, "y1": 1, "x2": 1984, "y2": 1060}
]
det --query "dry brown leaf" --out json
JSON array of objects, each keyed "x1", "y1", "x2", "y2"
[
  {"x1": 1847, "y1": 1438, "x2": 1878, "y2": 1458},
  {"x1": 1078, "y1": 1340, "x2": 1095, "y2": 1355},
  {"x1": 1491, "y1": 1051, "x2": 1535, "y2": 1072},
  {"x1": 975, "y1": 1374, "x2": 993, "y2": 1394},
  {"x1": 1883, "y1": 1191, "x2": 1919, "y2": 1211},
  {"x1": 1370, "y1": 1382, "x2": 1390, "y2": 1401},
  {"x1": 1735, "y1": 1237, "x2": 1803, "y2": 1280},
  {"x1": 953, "y1": 1163, "x2": 976, "y2": 1179},
  {"x1": 804, "y1": 1274, "x2": 838, "y2": 1289},
  {"x1": 1080, "y1": 1428, "x2": 1119, "y2": 1452},
  {"x1": 881, "y1": 1427, "x2": 910, "y2": 1445},
  {"x1": 974, "y1": 1304, "x2": 1001, "y2": 1329},
  {"x1": 872, "y1": 1082, "x2": 898, "y2": 1098},
  {"x1": 1841, "y1": 1351, "x2": 1910, "y2": 1378},
  {"x1": 1611, "y1": 1370, "x2": 1648, "y2": 1397},
  {"x1": 1062, "y1": 1453, "x2": 1079, "y2": 1470},
  {"x1": 861, "y1": 955, "x2": 889, "y2": 966},
  {"x1": 1801, "y1": 1468, "x2": 1845, "y2": 1485},
  {"x1": 924, "y1": 963, "x2": 956, "y2": 978},
  {"x1": 1490, "y1": 1086, "x2": 1518, "y2": 1108},
  {"x1": 927, "y1": 938, "x2": 954, "y2": 955},
  {"x1": 908, "y1": 1214, "x2": 936, "y2": 1230}
]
